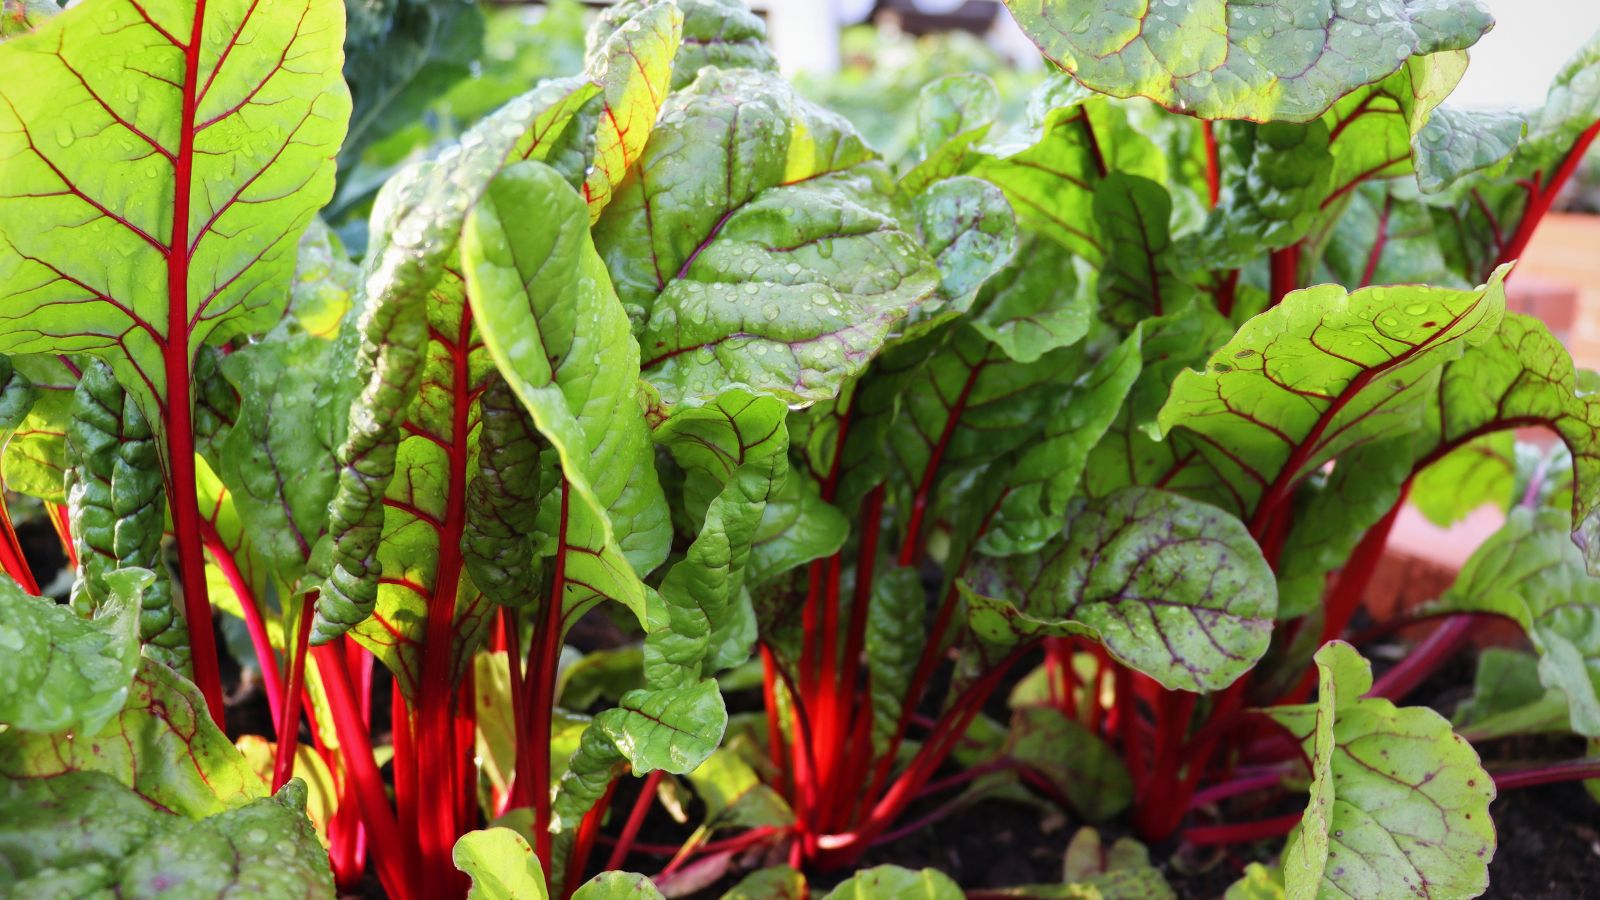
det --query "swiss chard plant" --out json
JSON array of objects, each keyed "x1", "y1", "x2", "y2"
[{"x1": 3, "y1": 0, "x2": 1600, "y2": 897}]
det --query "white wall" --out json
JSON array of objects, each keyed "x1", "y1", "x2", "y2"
[{"x1": 1444, "y1": 0, "x2": 1600, "y2": 110}]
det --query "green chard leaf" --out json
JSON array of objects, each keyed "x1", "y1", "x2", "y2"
[
  {"x1": 1413, "y1": 314, "x2": 1600, "y2": 573},
  {"x1": 453, "y1": 827, "x2": 549, "y2": 900},
  {"x1": 963, "y1": 487, "x2": 1275, "y2": 692},
  {"x1": 982, "y1": 328, "x2": 1143, "y2": 557},
  {"x1": 1155, "y1": 268, "x2": 1510, "y2": 524},
  {"x1": 911, "y1": 175, "x2": 1018, "y2": 319},
  {"x1": 970, "y1": 80, "x2": 1164, "y2": 262},
  {"x1": 1269, "y1": 642, "x2": 1494, "y2": 899},
  {"x1": 0, "y1": 567, "x2": 149, "y2": 734},
  {"x1": 823, "y1": 865, "x2": 963, "y2": 900},
  {"x1": 551, "y1": 679, "x2": 727, "y2": 831},
  {"x1": 217, "y1": 221, "x2": 363, "y2": 596},
  {"x1": 721, "y1": 866, "x2": 807, "y2": 900},
  {"x1": 1093, "y1": 174, "x2": 1191, "y2": 328},
  {"x1": 648, "y1": 391, "x2": 789, "y2": 687},
  {"x1": 1434, "y1": 507, "x2": 1600, "y2": 736},
  {"x1": 0, "y1": 658, "x2": 266, "y2": 816},
  {"x1": 462, "y1": 378, "x2": 546, "y2": 611},
  {"x1": 999, "y1": 0, "x2": 1492, "y2": 123},
  {"x1": 591, "y1": 0, "x2": 775, "y2": 93},
  {"x1": 1179, "y1": 120, "x2": 1334, "y2": 268},
  {"x1": 900, "y1": 73, "x2": 1000, "y2": 194},
  {"x1": 1008, "y1": 705, "x2": 1132, "y2": 822},
  {"x1": 866, "y1": 567, "x2": 925, "y2": 753},
  {"x1": 969, "y1": 234, "x2": 1094, "y2": 364},
  {"x1": 0, "y1": 773, "x2": 331, "y2": 898},
  {"x1": 316, "y1": 10, "x2": 675, "y2": 642},
  {"x1": 65, "y1": 361, "x2": 185, "y2": 673},
  {"x1": 463, "y1": 159, "x2": 669, "y2": 636},
  {"x1": 4, "y1": 354, "x2": 81, "y2": 504},
  {"x1": 595, "y1": 67, "x2": 943, "y2": 409},
  {"x1": 0, "y1": 0, "x2": 350, "y2": 446}
]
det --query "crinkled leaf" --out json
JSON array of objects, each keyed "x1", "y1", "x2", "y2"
[
  {"x1": 1156, "y1": 269, "x2": 1509, "y2": 522},
  {"x1": 0, "y1": 567, "x2": 148, "y2": 734},
  {"x1": 65, "y1": 360, "x2": 185, "y2": 672},
  {"x1": 1413, "y1": 106, "x2": 1526, "y2": 194},
  {"x1": 0, "y1": 772, "x2": 330, "y2": 898},
  {"x1": 963, "y1": 487, "x2": 1275, "y2": 692},
  {"x1": 314, "y1": 77, "x2": 603, "y2": 641},
  {"x1": 0, "y1": 0, "x2": 350, "y2": 438},
  {"x1": 866, "y1": 566, "x2": 925, "y2": 752},
  {"x1": 823, "y1": 865, "x2": 963, "y2": 900},
  {"x1": 218, "y1": 221, "x2": 362, "y2": 595},
  {"x1": 0, "y1": 658, "x2": 266, "y2": 816},
  {"x1": 596, "y1": 68, "x2": 943, "y2": 408},
  {"x1": 3, "y1": 354, "x2": 79, "y2": 503},
  {"x1": 982, "y1": 329, "x2": 1143, "y2": 556},
  {"x1": 552, "y1": 679, "x2": 726, "y2": 831},
  {"x1": 747, "y1": 465, "x2": 848, "y2": 586},
  {"x1": 591, "y1": 0, "x2": 774, "y2": 92},
  {"x1": 970, "y1": 82, "x2": 1164, "y2": 262},
  {"x1": 1434, "y1": 507, "x2": 1600, "y2": 736},
  {"x1": 883, "y1": 325, "x2": 1085, "y2": 524},
  {"x1": 1179, "y1": 121, "x2": 1333, "y2": 268},
  {"x1": 1000, "y1": 0, "x2": 1492, "y2": 123},
  {"x1": 453, "y1": 826, "x2": 548, "y2": 900},
  {"x1": 648, "y1": 392, "x2": 787, "y2": 687},
  {"x1": 1268, "y1": 642, "x2": 1494, "y2": 899}
]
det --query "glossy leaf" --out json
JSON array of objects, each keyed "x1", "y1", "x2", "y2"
[
  {"x1": 2, "y1": 354, "x2": 79, "y2": 503},
  {"x1": 453, "y1": 827, "x2": 548, "y2": 900},
  {"x1": 912, "y1": 175, "x2": 1018, "y2": 318},
  {"x1": 964, "y1": 487, "x2": 1275, "y2": 692},
  {"x1": 901, "y1": 73, "x2": 1000, "y2": 194},
  {"x1": 1269, "y1": 642, "x2": 1495, "y2": 899},
  {"x1": 591, "y1": 0, "x2": 775, "y2": 93},
  {"x1": 866, "y1": 567, "x2": 926, "y2": 751},
  {"x1": 551, "y1": 679, "x2": 727, "y2": 831},
  {"x1": 721, "y1": 866, "x2": 807, "y2": 900},
  {"x1": 1000, "y1": 0, "x2": 1492, "y2": 123},
  {"x1": 573, "y1": 872, "x2": 666, "y2": 900},
  {"x1": 0, "y1": 567, "x2": 148, "y2": 734},
  {"x1": 577, "y1": 2, "x2": 683, "y2": 222},
  {"x1": 217, "y1": 221, "x2": 362, "y2": 595},
  {"x1": 463, "y1": 159, "x2": 669, "y2": 631},
  {"x1": 315, "y1": 77, "x2": 602, "y2": 642},
  {"x1": 968, "y1": 235, "x2": 1093, "y2": 364},
  {"x1": 1156, "y1": 269, "x2": 1509, "y2": 522},
  {"x1": 595, "y1": 68, "x2": 942, "y2": 408},
  {"x1": 0, "y1": 0, "x2": 350, "y2": 433}
]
